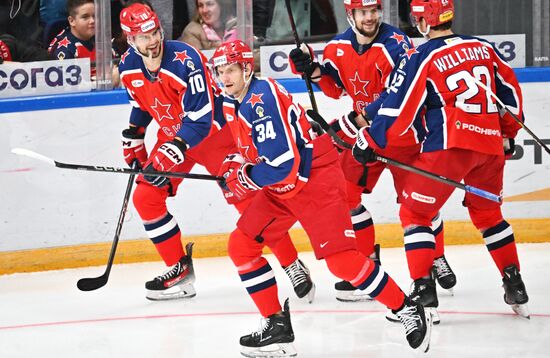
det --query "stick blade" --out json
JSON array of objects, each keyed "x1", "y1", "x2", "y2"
[
  {"x1": 77, "y1": 276, "x2": 108, "y2": 291},
  {"x1": 11, "y1": 148, "x2": 56, "y2": 166}
]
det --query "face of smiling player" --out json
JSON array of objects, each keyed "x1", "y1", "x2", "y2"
[
  {"x1": 132, "y1": 28, "x2": 164, "y2": 60},
  {"x1": 351, "y1": 5, "x2": 381, "y2": 39}
]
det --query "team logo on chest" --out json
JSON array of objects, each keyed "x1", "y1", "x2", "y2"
[
  {"x1": 151, "y1": 98, "x2": 174, "y2": 122},
  {"x1": 404, "y1": 48, "x2": 419, "y2": 60},
  {"x1": 173, "y1": 50, "x2": 191, "y2": 64},
  {"x1": 247, "y1": 93, "x2": 264, "y2": 107},
  {"x1": 390, "y1": 32, "x2": 406, "y2": 44},
  {"x1": 349, "y1": 72, "x2": 370, "y2": 97}
]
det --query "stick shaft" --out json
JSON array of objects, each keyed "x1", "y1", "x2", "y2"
[
  {"x1": 284, "y1": 0, "x2": 319, "y2": 113},
  {"x1": 307, "y1": 110, "x2": 502, "y2": 203}
]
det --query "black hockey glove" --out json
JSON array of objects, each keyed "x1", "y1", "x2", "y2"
[
  {"x1": 289, "y1": 44, "x2": 319, "y2": 78},
  {"x1": 352, "y1": 128, "x2": 377, "y2": 165},
  {"x1": 503, "y1": 138, "x2": 515, "y2": 159}
]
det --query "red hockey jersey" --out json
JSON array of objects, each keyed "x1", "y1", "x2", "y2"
[{"x1": 370, "y1": 34, "x2": 524, "y2": 155}]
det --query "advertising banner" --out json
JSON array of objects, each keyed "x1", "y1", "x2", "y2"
[
  {"x1": 260, "y1": 34, "x2": 526, "y2": 78},
  {"x1": 0, "y1": 58, "x2": 92, "y2": 98}
]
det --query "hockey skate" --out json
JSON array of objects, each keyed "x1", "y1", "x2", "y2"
[
  {"x1": 502, "y1": 264, "x2": 530, "y2": 319},
  {"x1": 393, "y1": 297, "x2": 432, "y2": 352},
  {"x1": 335, "y1": 244, "x2": 380, "y2": 302},
  {"x1": 240, "y1": 298, "x2": 297, "y2": 358},
  {"x1": 283, "y1": 259, "x2": 315, "y2": 303},
  {"x1": 145, "y1": 242, "x2": 196, "y2": 301},
  {"x1": 433, "y1": 255, "x2": 457, "y2": 294},
  {"x1": 386, "y1": 275, "x2": 440, "y2": 324}
]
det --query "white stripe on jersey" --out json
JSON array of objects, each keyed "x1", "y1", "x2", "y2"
[
  {"x1": 186, "y1": 102, "x2": 211, "y2": 121},
  {"x1": 263, "y1": 150, "x2": 294, "y2": 167},
  {"x1": 160, "y1": 68, "x2": 187, "y2": 87}
]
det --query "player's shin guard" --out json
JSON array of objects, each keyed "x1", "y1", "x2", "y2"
[
  {"x1": 351, "y1": 204, "x2": 375, "y2": 257},
  {"x1": 144, "y1": 212, "x2": 184, "y2": 266},
  {"x1": 403, "y1": 226, "x2": 436, "y2": 280},
  {"x1": 432, "y1": 213, "x2": 445, "y2": 258},
  {"x1": 325, "y1": 250, "x2": 405, "y2": 310},
  {"x1": 270, "y1": 233, "x2": 298, "y2": 268},
  {"x1": 238, "y1": 257, "x2": 281, "y2": 318},
  {"x1": 333, "y1": 205, "x2": 377, "y2": 302},
  {"x1": 482, "y1": 220, "x2": 520, "y2": 275},
  {"x1": 133, "y1": 184, "x2": 184, "y2": 266}
]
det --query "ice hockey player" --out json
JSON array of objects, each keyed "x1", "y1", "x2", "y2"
[
  {"x1": 289, "y1": 0, "x2": 456, "y2": 302},
  {"x1": 352, "y1": 0, "x2": 529, "y2": 319},
  {"x1": 211, "y1": 39, "x2": 432, "y2": 356},
  {"x1": 117, "y1": 3, "x2": 314, "y2": 302}
]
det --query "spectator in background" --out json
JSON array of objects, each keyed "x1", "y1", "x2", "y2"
[
  {"x1": 178, "y1": 0, "x2": 237, "y2": 50},
  {"x1": 48, "y1": 0, "x2": 95, "y2": 63},
  {"x1": 0, "y1": 33, "x2": 53, "y2": 63}
]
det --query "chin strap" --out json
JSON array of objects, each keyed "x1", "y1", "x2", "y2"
[{"x1": 417, "y1": 24, "x2": 431, "y2": 38}]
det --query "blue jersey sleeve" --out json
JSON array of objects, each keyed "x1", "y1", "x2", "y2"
[{"x1": 173, "y1": 47, "x2": 213, "y2": 148}]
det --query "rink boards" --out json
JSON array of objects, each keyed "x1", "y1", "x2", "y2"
[{"x1": 1, "y1": 81, "x2": 548, "y2": 274}]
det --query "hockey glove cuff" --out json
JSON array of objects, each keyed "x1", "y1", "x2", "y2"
[
  {"x1": 218, "y1": 153, "x2": 247, "y2": 204},
  {"x1": 330, "y1": 111, "x2": 361, "y2": 149},
  {"x1": 121, "y1": 126, "x2": 147, "y2": 168},
  {"x1": 224, "y1": 163, "x2": 261, "y2": 200},
  {"x1": 352, "y1": 128, "x2": 378, "y2": 165},
  {"x1": 143, "y1": 139, "x2": 187, "y2": 187}
]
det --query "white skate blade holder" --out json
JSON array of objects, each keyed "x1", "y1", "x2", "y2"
[
  {"x1": 385, "y1": 308, "x2": 441, "y2": 325},
  {"x1": 417, "y1": 308, "x2": 433, "y2": 353},
  {"x1": 241, "y1": 342, "x2": 297, "y2": 358},
  {"x1": 335, "y1": 289, "x2": 374, "y2": 302},
  {"x1": 304, "y1": 283, "x2": 316, "y2": 304},
  {"x1": 146, "y1": 283, "x2": 196, "y2": 301},
  {"x1": 511, "y1": 303, "x2": 530, "y2": 319}
]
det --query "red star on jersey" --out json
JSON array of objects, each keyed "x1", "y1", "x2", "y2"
[
  {"x1": 349, "y1": 72, "x2": 370, "y2": 97},
  {"x1": 237, "y1": 137, "x2": 252, "y2": 161},
  {"x1": 57, "y1": 37, "x2": 71, "y2": 48},
  {"x1": 246, "y1": 93, "x2": 264, "y2": 107},
  {"x1": 390, "y1": 32, "x2": 405, "y2": 44},
  {"x1": 173, "y1": 50, "x2": 191, "y2": 64},
  {"x1": 404, "y1": 47, "x2": 418, "y2": 60},
  {"x1": 120, "y1": 51, "x2": 129, "y2": 64},
  {"x1": 150, "y1": 98, "x2": 174, "y2": 122}
]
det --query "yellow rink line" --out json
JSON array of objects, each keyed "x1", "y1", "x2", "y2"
[{"x1": 1, "y1": 218, "x2": 549, "y2": 275}]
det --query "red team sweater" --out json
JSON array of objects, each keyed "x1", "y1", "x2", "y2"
[
  {"x1": 118, "y1": 41, "x2": 217, "y2": 149},
  {"x1": 370, "y1": 34, "x2": 524, "y2": 155}
]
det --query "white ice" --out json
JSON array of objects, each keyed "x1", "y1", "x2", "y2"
[{"x1": 1, "y1": 243, "x2": 549, "y2": 358}]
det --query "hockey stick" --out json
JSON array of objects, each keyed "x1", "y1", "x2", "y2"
[
  {"x1": 76, "y1": 166, "x2": 136, "y2": 291},
  {"x1": 306, "y1": 110, "x2": 503, "y2": 203},
  {"x1": 284, "y1": 0, "x2": 319, "y2": 113},
  {"x1": 11, "y1": 148, "x2": 223, "y2": 181},
  {"x1": 467, "y1": 74, "x2": 550, "y2": 155}
]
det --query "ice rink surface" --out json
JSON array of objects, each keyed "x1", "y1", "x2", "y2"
[{"x1": 1, "y1": 243, "x2": 549, "y2": 358}]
